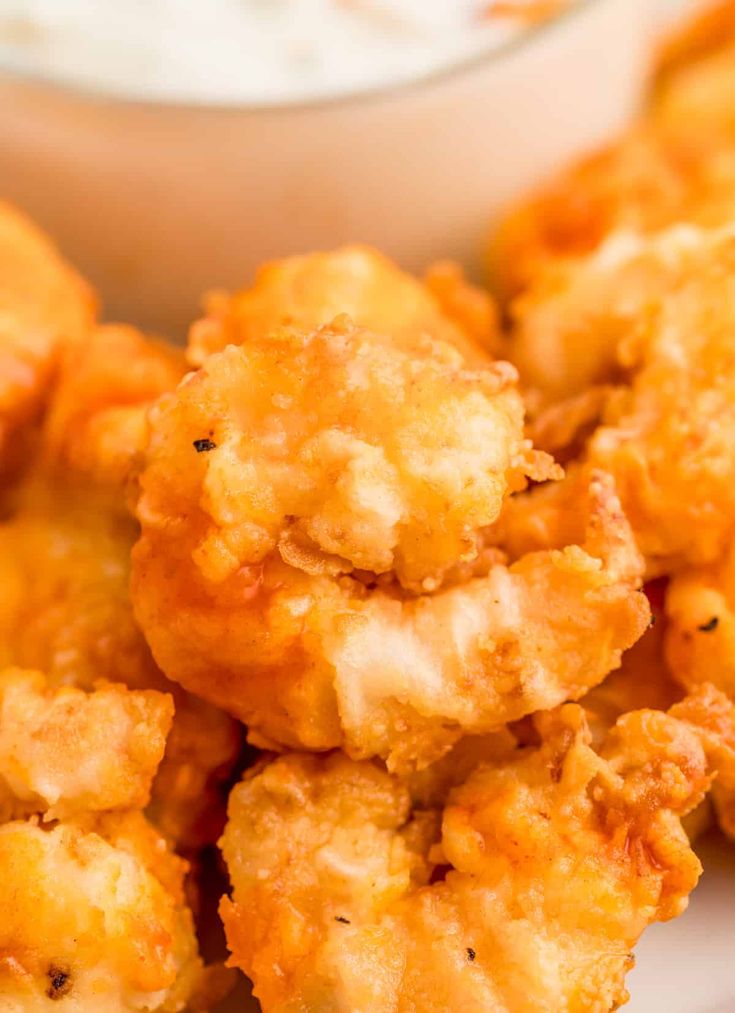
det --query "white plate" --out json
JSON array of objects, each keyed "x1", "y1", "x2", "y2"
[
  {"x1": 215, "y1": 832, "x2": 735, "y2": 1012},
  {"x1": 627, "y1": 832, "x2": 735, "y2": 1013}
]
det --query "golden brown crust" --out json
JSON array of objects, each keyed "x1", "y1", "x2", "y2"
[
  {"x1": 0, "y1": 202, "x2": 95, "y2": 470},
  {"x1": 132, "y1": 322, "x2": 647, "y2": 769},
  {"x1": 582, "y1": 580, "x2": 680, "y2": 733},
  {"x1": 664, "y1": 549, "x2": 735, "y2": 837},
  {"x1": 221, "y1": 690, "x2": 734, "y2": 1012},
  {"x1": 0, "y1": 667, "x2": 172, "y2": 821},
  {"x1": 0, "y1": 812, "x2": 204, "y2": 1011},
  {"x1": 0, "y1": 317, "x2": 241, "y2": 851},
  {"x1": 187, "y1": 245, "x2": 497, "y2": 368},
  {"x1": 489, "y1": 130, "x2": 698, "y2": 298},
  {"x1": 43, "y1": 323, "x2": 186, "y2": 490},
  {"x1": 499, "y1": 227, "x2": 735, "y2": 574},
  {"x1": 656, "y1": 0, "x2": 735, "y2": 87},
  {"x1": 0, "y1": 475, "x2": 241, "y2": 851},
  {"x1": 491, "y1": 0, "x2": 735, "y2": 301}
]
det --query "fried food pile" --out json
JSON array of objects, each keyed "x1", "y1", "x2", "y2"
[
  {"x1": 6, "y1": 6, "x2": 735, "y2": 1008},
  {"x1": 491, "y1": 0, "x2": 735, "y2": 859},
  {"x1": 0, "y1": 202, "x2": 94, "y2": 480},
  {"x1": 132, "y1": 319, "x2": 648, "y2": 769},
  {"x1": 221, "y1": 688, "x2": 735, "y2": 1012}
]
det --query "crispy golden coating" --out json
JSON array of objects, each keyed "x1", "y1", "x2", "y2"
[
  {"x1": 149, "y1": 321, "x2": 544, "y2": 592},
  {"x1": 0, "y1": 812, "x2": 204, "y2": 1011},
  {"x1": 221, "y1": 688, "x2": 735, "y2": 1013},
  {"x1": 505, "y1": 226, "x2": 735, "y2": 573},
  {"x1": 422, "y1": 259, "x2": 501, "y2": 358},
  {"x1": 489, "y1": 0, "x2": 735, "y2": 300},
  {"x1": 0, "y1": 481, "x2": 154, "y2": 690},
  {"x1": 666, "y1": 552, "x2": 735, "y2": 702},
  {"x1": 665, "y1": 545, "x2": 735, "y2": 839},
  {"x1": 187, "y1": 245, "x2": 499, "y2": 367},
  {"x1": 581, "y1": 580, "x2": 679, "y2": 738},
  {"x1": 508, "y1": 227, "x2": 704, "y2": 409},
  {"x1": 0, "y1": 666, "x2": 172, "y2": 821},
  {"x1": 0, "y1": 476, "x2": 241, "y2": 850},
  {"x1": 0, "y1": 202, "x2": 95, "y2": 469},
  {"x1": 576, "y1": 579, "x2": 713, "y2": 856},
  {"x1": 1, "y1": 319, "x2": 239, "y2": 850},
  {"x1": 491, "y1": 23, "x2": 735, "y2": 301},
  {"x1": 132, "y1": 321, "x2": 647, "y2": 769},
  {"x1": 42, "y1": 322, "x2": 186, "y2": 490},
  {"x1": 653, "y1": 5, "x2": 735, "y2": 150},
  {"x1": 490, "y1": 129, "x2": 696, "y2": 297},
  {"x1": 656, "y1": 0, "x2": 735, "y2": 84}
]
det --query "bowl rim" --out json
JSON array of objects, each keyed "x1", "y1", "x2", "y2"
[{"x1": 0, "y1": 0, "x2": 608, "y2": 114}]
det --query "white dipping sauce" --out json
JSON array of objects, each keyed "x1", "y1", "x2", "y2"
[{"x1": 0, "y1": 0, "x2": 573, "y2": 104}]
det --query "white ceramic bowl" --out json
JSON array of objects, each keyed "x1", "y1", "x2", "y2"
[{"x1": 0, "y1": 0, "x2": 651, "y2": 338}]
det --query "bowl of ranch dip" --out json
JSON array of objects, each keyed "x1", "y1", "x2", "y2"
[{"x1": 0, "y1": 0, "x2": 652, "y2": 337}]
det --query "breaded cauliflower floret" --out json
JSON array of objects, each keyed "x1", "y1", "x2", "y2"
[
  {"x1": 654, "y1": 4, "x2": 735, "y2": 151},
  {"x1": 665, "y1": 545, "x2": 735, "y2": 838},
  {"x1": 666, "y1": 548, "x2": 735, "y2": 702},
  {"x1": 656, "y1": 0, "x2": 735, "y2": 84},
  {"x1": 581, "y1": 580, "x2": 679, "y2": 738},
  {"x1": 0, "y1": 318, "x2": 240, "y2": 850},
  {"x1": 508, "y1": 226, "x2": 704, "y2": 409},
  {"x1": 221, "y1": 687, "x2": 735, "y2": 1013},
  {"x1": 577, "y1": 588, "x2": 715, "y2": 844},
  {"x1": 0, "y1": 812, "x2": 204, "y2": 1011},
  {"x1": 0, "y1": 480, "x2": 164, "y2": 693},
  {"x1": 132, "y1": 321, "x2": 647, "y2": 769},
  {"x1": 490, "y1": 129, "x2": 698, "y2": 297},
  {"x1": 0, "y1": 667, "x2": 172, "y2": 821},
  {"x1": 0, "y1": 478, "x2": 240, "y2": 850},
  {"x1": 491, "y1": 11, "x2": 735, "y2": 303},
  {"x1": 187, "y1": 245, "x2": 499, "y2": 368},
  {"x1": 42, "y1": 322, "x2": 186, "y2": 489},
  {"x1": 503, "y1": 226, "x2": 735, "y2": 573},
  {"x1": 0, "y1": 201, "x2": 95, "y2": 471},
  {"x1": 148, "y1": 321, "x2": 543, "y2": 592}
]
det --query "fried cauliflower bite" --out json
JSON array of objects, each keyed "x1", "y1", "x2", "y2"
[
  {"x1": 220, "y1": 688, "x2": 735, "y2": 1013},
  {"x1": 664, "y1": 546, "x2": 735, "y2": 838},
  {"x1": 0, "y1": 667, "x2": 172, "y2": 822},
  {"x1": 0, "y1": 202, "x2": 95, "y2": 469},
  {"x1": 42, "y1": 322, "x2": 186, "y2": 489},
  {"x1": 0, "y1": 319, "x2": 239, "y2": 850},
  {"x1": 581, "y1": 580, "x2": 679, "y2": 737},
  {"x1": 505, "y1": 226, "x2": 735, "y2": 573},
  {"x1": 0, "y1": 481, "x2": 164, "y2": 693},
  {"x1": 0, "y1": 812, "x2": 205, "y2": 1012},
  {"x1": 574, "y1": 581, "x2": 712, "y2": 856},
  {"x1": 654, "y1": 43, "x2": 735, "y2": 149},
  {"x1": 147, "y1": 321, "x2": 545, "y2": 593},
  {"x1": 508, "y1": 227, "x2": 705, "y2": 410},
  {"x1": 490, "y1": 0, "x2": 735, "y2": 298},
  {"x1": 187, "y1": 245, "x2": 500, "y2": 368},
  {"x1": 653, "y1": 0, "x2": 735, "y2": 149},
  {"x1": 491, "y1": 36, "x2": 735, "y2": 301},
  {"x1": 489, "y1": 129, "x2": 698, "y2": 298},
  {"x1": 666, "y1": 550, "x2": 735, "y2": 703},
  {"x1": 132, "y1": 320, "x2": 647, "y2": 769},
  {"x1": 0, "y1": 477, "x2": 241, "y2": 850},
  {"x1": 656, "y1": 0, "x2": 735, "y2": 84}
]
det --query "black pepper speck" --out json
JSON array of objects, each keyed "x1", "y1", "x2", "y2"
[
  {"x1": 46, "y1": 965, "x2": 72, "y2": 1000},
  {"x1": 698, "y1": 616, "x2": 719, "y2": 633}
]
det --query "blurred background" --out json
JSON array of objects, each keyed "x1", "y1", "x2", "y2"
[{"x1": 0, "y1": 0, "x2": 687, "y2": 339}]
